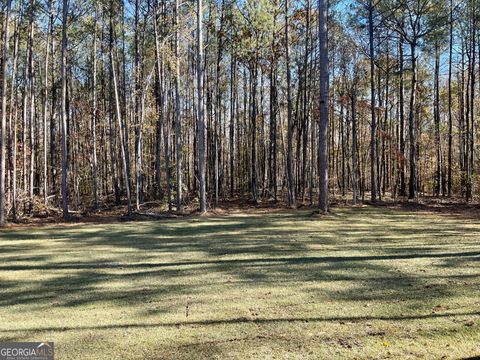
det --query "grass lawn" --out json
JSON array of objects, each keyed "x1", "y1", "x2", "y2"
[{"x1": 0, "y1": 206, "x2": 479, "y2": 359}]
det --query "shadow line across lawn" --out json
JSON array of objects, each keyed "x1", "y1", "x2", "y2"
[
  {"x1": 1, "y1": 310, "x2": 478, "y2": 334},
  {"x1": 0, "y1": 250, "x2": 479, "y2": 271}
]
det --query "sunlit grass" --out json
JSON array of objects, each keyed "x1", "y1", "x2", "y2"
[{"x1": 0, "y1": 207, "x2": 479, "y2": 359}]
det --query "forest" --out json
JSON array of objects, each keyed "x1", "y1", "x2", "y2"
[{"x1": 0, "y1": 0, "x2": 475, "y2": 223}]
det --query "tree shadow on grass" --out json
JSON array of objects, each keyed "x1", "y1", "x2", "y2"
[
  {"x1": 0, "y1": 207, "x2": 479, "y2": 321},
  {"x1": 0, "y1": 251, "x2": 478, "y2": 272},
  {"x1": 1, "y1": 310, "x2": 478, "y2": 334},
  {"x1": 0, "y1": 251, "x2": 478, "y2": 311}
]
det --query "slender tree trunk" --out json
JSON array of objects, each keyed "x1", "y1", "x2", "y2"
[
  {"x1": 9, "y1": 10, "x2": 20, "y2": 221},
  {"x1": 368, "y1": 0, "x2": 377, "y2": 202},
  {"x1": 42, "y1": 0, "x2": 52, "y2": 206},
  {"x1": 250, "y1": 61, "x2": 258, "y2": 203},
  {"x1": 351, "y1": 89, "x2": 358, "y2": 205},
  {"x1": 382, "y1": 43, "x2": 390, "y2": 197},
  {"x1": 197, "y1": 0, "x2": 206, "y2": 212},
  {"x1": 467, "y1": 15, "x2": 475, "y2": 202},
  {"x1": 318, "y1": 0, "x2": 329, "y2": 212},
  {"x1": 61, "y1": 0, "x2": 70, "y2": 219},
  {"x1": 434, "y1": 41, "x2": 441, "y2": 197},
  {"x1": 447, "y1": 0, "x2": 453, "y2": 197},
  {"x1": 0, "y1": 0, "x2": 12, "y2": 225},
  {"x1": 269, "y1": 49, "x2": 278, "y2": 201},
  {"x1": 164, "y1": 90, "x2": 171, "y2": 212},
  {"x1": 459, "y1": 41, "x2": 465, "y2": 198},
  {"x1": 133, "y1": 0, "x2": 142, "y2": 210},
  {"x1": 22, "y1": 55, "x2": 27, "y2": 211},
  {"x1": 92, "y1": 6, "x2": 99, "y2": 210},
  {"x1": 399, "y1": 36, "x2": 406, "y2": 196},
  {"x1": 229, "y1": 57, "x2": 235, "y2": 198},
  {"x1": 301, "y1": 0, "x2": 311, "y2": 203},
  {"x1": 49, "y1": 8, "x2": 57, "y2": 202},
  {"x1": 285, "y1": 0, "x2": 295, "y2": 208},
  {"x1": 213, "y1": 2, "x2": 225, "y2": 206},
  {"x1": 309, "y1": 101, "x2": 315, "y2": 206},
  {"x1": 153, "y1": 0, "x2": 163, "y2": 200},
  {"x1": 28, "y1": 0, "x2": 35, "y2": 212},
  {"x1": 408, "y1": 42, "x2": 417, "y2": 200},
  {"x1": 174, "y1": 0, "x2": 182, "y2": 211}
]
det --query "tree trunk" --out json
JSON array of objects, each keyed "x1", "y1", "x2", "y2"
[
  {"x1": 9, "y1": 10, "x2": 20, "y2": 221},
  {"x1": 351, "y1": 89, "x2": 358, "y2": 205},
  {"x1": 153, "y1": 0, "x2": 163, "y2": 200},
  {"x1": 174, "y1": 0, "x2": 182, "y2": 211},
  {"x1": 229, "y1": 57, "x2": 235, "y2": 198},
  {"x1": 399, "y1": 36, "x2": 406, "y2": 196},
  {"x1": 447, "y1": 0, "x2": 453, "y2": 197},
  {"x1": 197, "y1": 0, "x2": 206, "y2": 212},
  {"x1": 467, "y1": 14, "x2": 475, "y2": 202},
  {"x1": 301, "y1": 0, "x2": 311, "y2": 203},
  {"x1": 318, "y1": 0, "x2": 329, "y2": 212},
  {"x1": 285, "y1": 0, "x2": 296, "y2": 208},
  {"x1": 368, "y1": 0, "x2": 377, "y2": 202},
  {"x1": 28, "y1": 0, "x2": 36, "y2": 213},
  {"x1": 61, "y1": 0, "x2": 70, "y2": 219},
  {"x1": 50, "y1": 7, "x2": 57, "y2": 202},
  {"x1": 269, "y1": 50, "x2": 278, "y2": 201},
  {"x1": 133, "y1": 0, "x2": 142, "y2": 210},
  {"x1": 434, "y1": 41, "x2": 441, "y2": 197},
  {"x1": 250, "y1": 61, "x2": 258, "y2": 203},
  {"x1": 408, "y1": 42, "x2": 417, "y2": 200},
  {"x1": 0, "y1": 0, "x2": 12, "y2": 225},
  {"x1": 42, "y1": 0, "x2": 52, "y2": 206},
  {"x1": 92, "y1": 6, "x2": 99, "y2": 210}
]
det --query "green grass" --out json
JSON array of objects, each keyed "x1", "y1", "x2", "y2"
[{"x1": 0, "y1": 206, "x2": 479, "y2": 359}]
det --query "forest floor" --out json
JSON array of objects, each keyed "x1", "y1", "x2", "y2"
[{"x1": 0, "y1": 205, "x2": 479, "y2": 359}]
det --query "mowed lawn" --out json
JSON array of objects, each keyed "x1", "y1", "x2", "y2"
[{"x1": 0, "y1": 207, "x2": 479, "y2": 359}]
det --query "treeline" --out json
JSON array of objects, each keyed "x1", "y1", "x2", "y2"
[{"x1": 0, "y1": 0, "x2": 474, "y2": 224}]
